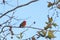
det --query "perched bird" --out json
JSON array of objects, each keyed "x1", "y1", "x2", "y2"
[{"x1": 19, "y1": 20, "x2": 26, "y2": 28}]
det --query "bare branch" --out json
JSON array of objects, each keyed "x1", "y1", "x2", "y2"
[
  {"x1": 3, "y1": 33, "x2": 10, "y2": 40},
  {"x1": 0, "y1": 0, "x2": 38, "y2": 18}
]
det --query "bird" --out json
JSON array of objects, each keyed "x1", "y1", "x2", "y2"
[{"x1": 19, "y1": 20, "x2": 26, "y2": 28}]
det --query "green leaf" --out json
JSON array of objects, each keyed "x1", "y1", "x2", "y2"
[
  {"x1": 16, "y1": 36, "x2": 20, "y2": 39},
  {"x1": 16, "y1": 33, "x2": 23, "y2": 39},
  {"x1": 20, "y1": 33, "x2": 23, "y2": 39},
  {"x1": 44, "y1": 27, "x2": 48, "y2": 30},
  {"x1": 47, "y1": 30, "x2": 56, "y2": 39},
  {"x1": 48, "y1": 17, "x2": 53, "y2": 23},
  {"x1": 45, "y1": 22, "x2": 49, "y2": 24},
  {"x1": 52, "y1": 23, "x2": 58, "y2": 27}
]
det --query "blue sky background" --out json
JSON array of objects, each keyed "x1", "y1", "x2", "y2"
[{"x1": 0, "y1": 0, "x2": 60, "y2": 40}]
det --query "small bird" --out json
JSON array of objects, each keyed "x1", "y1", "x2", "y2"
[{"x1": 19, "y1": 20, "x2": 26, "y2": 28}]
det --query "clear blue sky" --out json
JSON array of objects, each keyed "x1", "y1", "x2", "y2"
[{"x1": 0, "y1": 0, "x2": 60, "y2": 40}]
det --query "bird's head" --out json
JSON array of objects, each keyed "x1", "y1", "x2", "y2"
[{"x1": 23, "y1": 20, "x2": 26, "y2": 23}]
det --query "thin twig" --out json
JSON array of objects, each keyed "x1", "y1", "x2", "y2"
[{"x1": 3, "y1": 33, "x2": 10, "y2": 40}]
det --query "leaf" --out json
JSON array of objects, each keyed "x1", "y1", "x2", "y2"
[
  {"x1": 37, "y1": 31, "x2": 44, "y2": 37},
  {"x1": 32, "y1": 36, "x2": 36, "y2": 40},
  {"x1": 44, "y1": 26, "x2": 48, "y2": 30},
  {"x1": 40, "y1": 34, "x2": 45, "y2": 37},
  {"x1": 41, "y1": 30, "x2": 46, "y2": 36},
  {"x1": 20, "y1": 33, "x2": 23, "y2": 39},
  {"x1": 16, "y1": 36, "x2": 20, "y2": 39},
  {"x1": 45, "y1": 23, "x2": 52, "y2": 29},
  {"x1": 48, "y1": 2, "x2": 53, "y2": 7},
  {"x1": 52, "y1": 23, "x2": 58, "y2": 27},
  {"x1": 47, "y1": 30, "x2": 56, "y2": 39},
  {"x1": 16, "y1": 33, "x2": 23, "y2": 39},
  {"x1": 47, "y1": 23, "x2": 52, "y2": 28},
  {"x1": 45, "y1": 22, "x2": 49, "y2": 24},
  {"x1": 37, "y1": 31, "x2": 41, "y2": 35},
  {"x1": 37, "y1": 30, "x2": 46, "y2": 37},
  {"x1": 48, "y1": 17, "x2": 53, "y2": 23},
  {"x1": 37, "y1": 31, "x2": 41, "y2": 38}
]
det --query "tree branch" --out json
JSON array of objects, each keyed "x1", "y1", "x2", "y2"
[{"x1": 0, "y1": 0, "x2": 38, "y2": 18}]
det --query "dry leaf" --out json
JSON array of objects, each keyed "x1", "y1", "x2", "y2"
[
  {"x1": 47, "y1": 30, "x2": 56, "y2": 39},
  {"x1": 52, "y1": 23, "x2": 58, "y2": 27},
  {"x1": 32, "y1": 36, "x2": 36, "y2": 40},
  {"x1": 48, "y1": 2, "x2": 53, "y2": 7}
]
